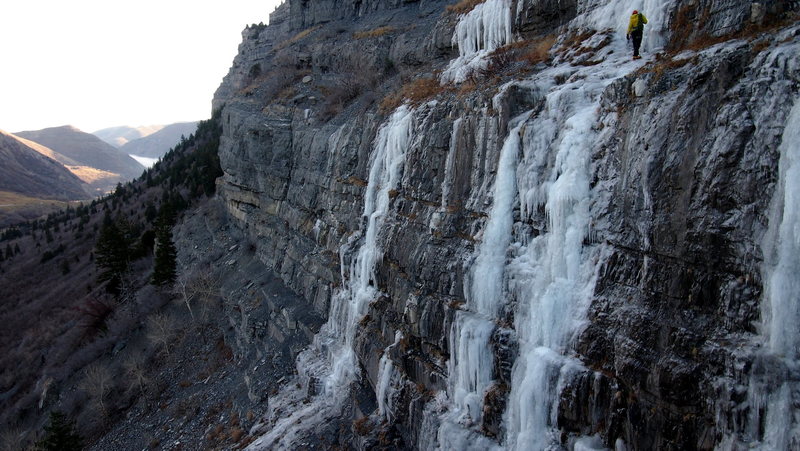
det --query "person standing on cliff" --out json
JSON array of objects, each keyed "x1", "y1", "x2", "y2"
[{"x1": 626, "y1": 10, "x2": 648, "y2": 60}]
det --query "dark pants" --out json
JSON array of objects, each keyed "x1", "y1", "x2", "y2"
[{"x1": 631, "y1": 29, "x2": 643, "y2": 57}]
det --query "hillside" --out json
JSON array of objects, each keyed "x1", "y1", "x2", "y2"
[
  {"x1": 0, "y1": 130, "x2": 91, "y2": 227},
  {"x1": 0, "y1": 131, "x2": 88, "y2": 201},
  {"x1": 0, "y1": 116, "x2": 230, "y2": 449},
  {"x1": 93, "y1": 125, "x2": 165, "y2": 148},
  {"x1": 120, "y1": 121, "x2": 199, "y2": 159},
  {"x1": 16, "y1": 126, "x2": 145, "y2": 193}
]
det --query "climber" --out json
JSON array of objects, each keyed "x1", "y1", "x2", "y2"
[{"x1": 626, "y1": 10, "x2": 648, "y2": 60}]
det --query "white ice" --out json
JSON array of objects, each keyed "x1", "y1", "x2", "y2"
[
  {"x1": 434, "y1": 1, "x2": 651, "y2": 447},
  {"x1": 247, "y1": 106, "x2": 414, "y2": 449},
  {"x1": 436, "y1": 119, "x2": 525, "y2": 450},
  {"x1": 441, "y1": 0, "x2": 512, "y2": 83},
  {"x1": 751, "y1": 97, "x2": 800, "y2": 450},
  {"x1": 377, "y1": 331, "x2": 404, "y2": 420}
]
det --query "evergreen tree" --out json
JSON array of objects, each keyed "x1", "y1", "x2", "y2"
[
  {"x1": 95, "y1": 218, "x2": 135, "y2": 295},
  {"x1": 151, "y1": 206, "x2": 177, "y2": 287},
  {"x1": 35, "y1": 411, "x2": 83, "y2": 450},
  {"x1": 144, "y1": 202, "x2": 158, "y2": 222}
]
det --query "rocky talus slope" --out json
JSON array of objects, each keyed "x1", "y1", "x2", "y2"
[{"x1": 207, "y1": 0, "x2": 799, "y2": 449}]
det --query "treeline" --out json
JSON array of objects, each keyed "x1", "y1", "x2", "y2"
[
  {"x1": 0, "y1": 110, "x2": 227, "y2": 447},
  {"x1": 0, "y1": 109, "x2": 223, "y2": 244},
  {"x1": 94, "y1": 110, "x2": 224, "y2": 293}
]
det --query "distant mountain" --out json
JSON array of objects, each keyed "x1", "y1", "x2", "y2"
[
  {"x1": 15, "y1": 126, "x2": 145, "y2": 191},
  {"x1": 0, "y1": 130, "x2": 89, "y2": 201},
  {"x1": 93, "y1": 125, "x2": 165, "y2": 148},
  {"x1": 120, "y1": 121, "x2": 199, "y2": 159}
]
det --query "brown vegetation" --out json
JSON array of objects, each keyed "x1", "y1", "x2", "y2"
[
  {"x1": 557, "y1": 31, "x2": 594, "y2": 54},
  {"x1": 380, "y1": 77, "x2": 447, "y2": 112},
  {"x1": 353, "y1": 26, "x2": 396, "y2": 39},
  {"x1": 522, "y1": 35, "x2": 558, "y2": 65},
  {"x1": 230, "y1": 427, "x2": 245, "y2": 442},
  {"x1": 275, "y1": 25, "x2": 322, "y2": 50},
  {"x1": 318, "y1": 53, "x2": 387, "y2": 121},
  {"x1": 446, "y1": 0, "x2": 485, "y2": 15},
  {"x1": 353, "y1": 416, "x2": 373, "y2": 436}
]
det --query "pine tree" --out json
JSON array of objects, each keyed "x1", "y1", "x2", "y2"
[
  {"x1": 95, "y1": 217, "x2": 135, "y2": 295},
  {"x1": 151, "y1": 206, "x2": 177, "y2": 287},
  {"x1": 35, "y1": 411, "x2": 83, "y2": 450}
]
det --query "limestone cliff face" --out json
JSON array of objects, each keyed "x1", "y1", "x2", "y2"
[{"x1": 212, "y1": 0, "x2": 800, "y2": 449}]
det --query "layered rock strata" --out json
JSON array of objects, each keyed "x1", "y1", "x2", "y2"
[{"x1": 213, "y1": 0, "x2": 800, "y2": 448}]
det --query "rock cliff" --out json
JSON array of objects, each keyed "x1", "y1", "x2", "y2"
[{"x1": 211, "y1": 0, "x2": 800, "y2": 449}]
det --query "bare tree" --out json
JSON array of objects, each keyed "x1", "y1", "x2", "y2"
[
  {"x1": 174, "y1": 272, "x2": 221, "y2": 321},
  {"x1": 146, "y1": 312, "x2": 176, "y2": 356},
  {"x1": 122, "y1": 351, "x2": 149, "y2": 397},
  {"x1": 0, "y1": 427, "x2": 30, "y2": 451},
  {"x1": 79, "y1": 362, "x2": 113, "y2": 414}
]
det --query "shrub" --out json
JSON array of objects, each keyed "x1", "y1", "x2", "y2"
[
  {"x1": 174, "y1": 272, "x2": 221, "y2": 321},
  {"x1": 353, "y1": 416, "x2": 373, "y2": 436},
  {"x1": 380, "y1": 77, "x2": 446, "y2": 112},
  {"x1": 522, "y1": 34, "x2": 557, "y2": 65},
  {"x1": 146, "y1": 312, "x2": 177, "y2": 356},
  {"x1": 318, "y1": 55, "x2": 385, "y2": 121},
  {"x1": 79, "y1": 363, "x2": 113, "y2": 414},
  {"x1": 230, "y1": 427, "x2": 244, "y2": 442},
  {"x1": 73, "y1": 297, "x2": 115, "y2": 336},
  {"x1": 122, "y1": 351, "x2": 149, "y2": 396},
  {"x1": 1, "y1": 427, "x2": 31, "y2": 451}
]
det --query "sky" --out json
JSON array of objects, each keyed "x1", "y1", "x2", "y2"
[{"x1": 0, "y1": 0, "x2": 283, "y2": 134}]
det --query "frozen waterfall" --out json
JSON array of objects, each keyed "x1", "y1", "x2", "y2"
[
  {"x1": 247, "y1": 106, "x2": 414, "y2": 449},
  {"x1": 437, "y1": 118, "x2": 525, "y2": 451},
  {"x1": 748, "y1": 97, "x2": 800, "y2": 450},
  {"x1": 441, "y1": 0, "x2": 512, "y2": 83},
  {"x1": 431, "y1": 5, "x2": 648, "y2": 446}
]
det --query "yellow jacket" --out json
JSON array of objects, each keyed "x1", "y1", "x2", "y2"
[{"x1": 627, "y1": 13, "x2": 648, "y2": 34}]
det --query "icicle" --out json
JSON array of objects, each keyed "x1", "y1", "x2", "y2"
[
  {"x1": 440, "y1": 0, "x2": 512, "y2": 83},
  {"x1": 500, "y1": 31, "x2": 639, "y2": 449},
  {"x1": 377, "y1": 331, "x2": 404, "y2": 421},
  {"x1": 436, "y1": 119, "x2": 524, "y2": 450},
  {"x1": 441, "y1": 118, "x2": 462, "y2": 209}
]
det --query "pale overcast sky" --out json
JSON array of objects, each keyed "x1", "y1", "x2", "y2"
[{"x1": 0, "y1": 0, "x2": 282, "y2": 133}]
